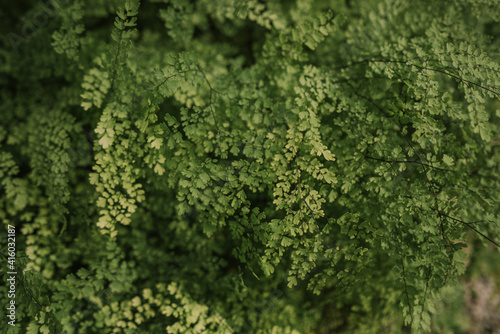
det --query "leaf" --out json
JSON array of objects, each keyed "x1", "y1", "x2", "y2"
[
  {"x1": 154, "y1": 164, "x2": 165, "y2": 175},
  {"x1": 442, "y1": 154, "x2": 454, "y2": 166},
  {"x1": 261, "y1": 261, "x2": 274, "y2": 276},
  {"x1": 287, "y1": 276, "x2": 298, "y2": 288},
  {"x1": 77, "y1": 268, "x2": 90, "y2": 279},
  {"x1": 81, "y1": 101, "x2": 93, "y2": 110},
  {"x1": 99, "y1": 135, "x2": 113, "y2": 149},
  {"x1": 199, "y1": 172, "x2": 210, "y2": 185},
  {"x1": 27, "y1": 323, "x2": 39, "y2": 334},
  {"x1": 151, "y1": 138, "x2": 163, "y2": 149},
  {"x1": 323, "y1": 171, "x2": 337, "y2": 184},
  {"x1": 323, "y1": 150, "x2": 335, "y2": 161}
]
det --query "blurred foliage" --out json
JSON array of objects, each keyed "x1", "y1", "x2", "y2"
[{"x1": 0, "y1": 0, "x2": 499, "y2": 333}]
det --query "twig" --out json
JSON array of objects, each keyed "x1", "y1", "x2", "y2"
[
  {"x1": 364, "y1": 156, "x2": 455, "y2": 172},
  {"x1": 435, "y1": 211, "x2": 500, "y2": 248},
  {"x1": 197, "y1": 65, "x2": 225, "y2": 163}
]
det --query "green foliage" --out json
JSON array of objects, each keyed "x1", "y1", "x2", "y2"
[{"x1": 0, "y1": 0, "x2": 499, "y2": 333}]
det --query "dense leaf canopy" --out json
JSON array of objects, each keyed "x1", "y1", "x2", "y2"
[{"x1": 0, "y1": 0, "x2": 499, "y2": 333}]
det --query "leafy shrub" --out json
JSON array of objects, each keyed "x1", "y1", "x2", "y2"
[{"x1": 0, "y1": 0, "x2": 499, "y2": 333}]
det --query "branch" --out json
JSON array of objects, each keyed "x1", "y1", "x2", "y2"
[
  {"x1": 333, "y1": 58, "x2": 500, "y2": 97},
  {"x1": 435, "y1": 211, "x2": 500, "y2": 248},
  {"x1": 110, "y1": 29, "x2": 124, "y2": 91},
  {"x1": 303, "y1": 197, "x2": 332, "y2": 250},
  {"x1": 197, "y1": 65, "x2": 225, "y2": 163},
  {"x1": 364, "y1": 155, "x2": 455, "y2": 172},
  {"x1": 150, "y1": 69, "x2": 192, "y2": 91},
  {"x1": 409, "y1": 63, "x2": 500, "y2": 98}
]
